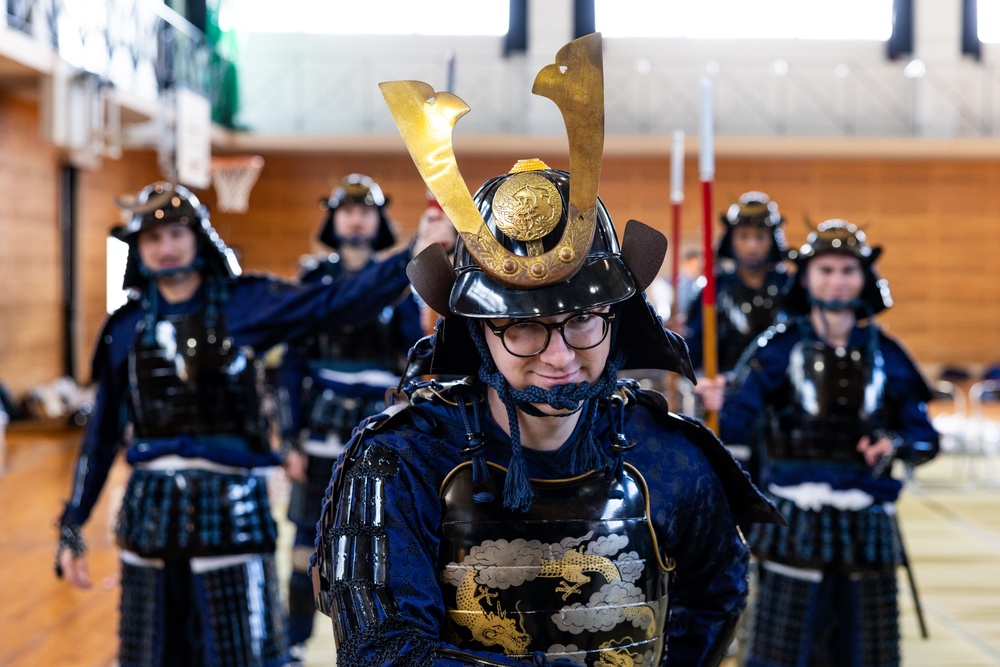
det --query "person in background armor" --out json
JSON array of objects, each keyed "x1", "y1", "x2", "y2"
[
  {"x1": 685, "y1": 191, "x2": 792, "y2": 375},
  {"x1": 701, "y1": 220, "x2": 939, "y2": 667},
  {"x1": 279, "y1": 174, "x2": 442, "y2": 662},
  {"x1": 53, "y1": 181, "x2": 453, "y2": 667},
  {"x1": 312, "y1": 33, "x2": 782, "y2": 666}
]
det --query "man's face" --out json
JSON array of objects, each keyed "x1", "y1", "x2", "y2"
[
  {"x1": 731, "y1": 225, "x2": 773, "y2": 266},
  {"x1": 136, "y1": 222, "x2": 198, "y2": 273},
  {"x1": 804, "y1": 253, "x2": 865, "y2": 305},
  {"x1": 333, "y1": 202, "x2": 380, "y2": 244},
  {"x1": 483, "y1": 309, "x2": 612, "y2": 398}
]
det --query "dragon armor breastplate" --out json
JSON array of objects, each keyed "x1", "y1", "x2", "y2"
[
  {"x1": 767, "y1": 338, "x2": 887, "y2": 463},
  {"x1": 128, "y1": 312, "x2": 268, "y2": 448},
  {"x1": 717, "y1": 278, "x2": 782, "y2": 372},
  {"x1": 438, "y1": 461, "x2": 672, "y2": 666}
]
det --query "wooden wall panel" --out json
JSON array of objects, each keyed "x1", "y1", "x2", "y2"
[
  {"x1": 75, "y1": 152, "x2": 162, "y2": 381},
  {"x1": 0, "y1": 91, "x2": 62, "y2": 398},
  {"x1": 2, "y1": 88, "x2": 999, "y2": 400},
  {"x1": 217, "y1": 151, "x2": 1000, "y2": 376}
]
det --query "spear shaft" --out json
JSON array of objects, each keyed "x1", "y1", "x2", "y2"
[{"x1": 699, "y1": 76, "x2": 719, "y2": 434}]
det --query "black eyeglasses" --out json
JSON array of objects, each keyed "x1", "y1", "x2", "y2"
[{"x1": 485, "y1": 311, "x2": 615, "y2": 358}]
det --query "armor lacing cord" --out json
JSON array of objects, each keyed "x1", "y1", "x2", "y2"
[
  {"x1": 606, "y1": 386, "x2": 636, "y2": 498},
  {"x1": 467, "y1": 319, "x2": 625, "y2": 512},
  {"x1": 453, "y1": 388, "x2": 493, "y2": 504}
]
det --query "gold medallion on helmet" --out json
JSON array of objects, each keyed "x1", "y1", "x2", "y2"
[{"x1": 492, "y1": 172, "x2": 563, "y2": 244}]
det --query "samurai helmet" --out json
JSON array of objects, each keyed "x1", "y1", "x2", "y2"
[
  {"x1": 382, "y1": 33, "x2": 692, "y2": 379},
  {"x1": 717, "y1": 191, "x2": 787, "y2": 265},
  {"x1": 785, "y1": 219, "x2": 892, "y2": 317},
  {"x1": 112, "y1": 181, "x2": 241, "y2": 290},
  {"x1": 318, "y1": 173, "x2": 396, "y2": 251}
]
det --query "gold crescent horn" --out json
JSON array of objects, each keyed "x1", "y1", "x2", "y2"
[
  {"x1": 532, "y1": 32, "x2": 603, "y2": 221},
  {"x1": 379, "y1": 33, "x2": 604, "y2": 287}
]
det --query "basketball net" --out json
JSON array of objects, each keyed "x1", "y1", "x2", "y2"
[{"x1": 210, "y1": 155, "x2": 264, "y2": 213}]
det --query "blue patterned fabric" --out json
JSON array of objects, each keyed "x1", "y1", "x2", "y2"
[{"x1": 317, "y1": 383, "x2": 771, "y2": 666}]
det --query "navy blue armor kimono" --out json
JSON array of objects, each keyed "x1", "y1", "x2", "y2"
[
  {"x1": 685, "y1": 266, "x2": 792, "y2": 375},
  {"x1": 314, "y1": 380, "x2": 779, "y2": 666},
  {"x1": 280, "y1": 254, "x2": 424, "y2": 648},
  {"x1": 58, "y1": 251, "x2": 413, "y2": 667},
  {"x1": 720, "y1": 317, "x2": 939, "y2": 667}
]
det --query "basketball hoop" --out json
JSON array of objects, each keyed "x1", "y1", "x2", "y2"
[{"x1": 210, "y1": 155, "x2": 264, "y2": 213}]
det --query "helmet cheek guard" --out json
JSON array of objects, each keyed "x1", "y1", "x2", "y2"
[
  {"x1": 112, "y1": 182, "x2": 241, "y2": 291},
  {"x1": 785, "y1": 219, "x2": 891, "y2": 317},
  {"x1": 317, "y1": 173, "x2": 396, "y2": 251}
]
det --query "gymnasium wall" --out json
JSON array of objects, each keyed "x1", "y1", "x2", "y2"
[
  {"x1": 211, "y1": 150, "x2": 1000, "y2": 378},
  {"x1": 0, "y1": 90, "x2": 159, "y2": 397},
  {"x1": 2, "y1": 90, "x2": 999, "y2": 399}
]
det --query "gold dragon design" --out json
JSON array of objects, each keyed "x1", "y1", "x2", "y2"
[{"x1": 448, "y1": 541, "x2": 657, "y2": 662}]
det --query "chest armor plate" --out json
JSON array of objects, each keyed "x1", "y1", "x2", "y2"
[
  {"x1": 438, "y1": 461, "x2": 671, "y2": 666},
  {"x1": 128, "y1": 313, "x2": 267, "y2": 446},
  {"x1": 308, "y1": 306, "x2": 401, "y2": 364},
  {"x1": 767, "y1": 339, "x2": 887, "y2": 462},
  {"x1": 306, "y1": 263, "x2": 402, "y2": 366},
  {"x1": 717, "y1": 279, "x2": 781, "y2": 371}
]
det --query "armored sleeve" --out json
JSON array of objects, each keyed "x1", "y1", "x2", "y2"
[
  {"x1": 719, "y1": 325, "x2": 792, "y2": 446},
  {"x1": 654, "y1": 425, "x2": 751, "y2": 666},
  {"x1": 313, "y1": 422, "x2": 527, "y2": 666},
  {"x1": 225, "y1": 247, "x2": 414, "y2": 353},
  {"x1": 59, "y1": 313, "x2": 134, "y2": 531}
]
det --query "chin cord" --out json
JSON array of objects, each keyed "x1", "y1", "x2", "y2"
[
  {"x1": 466, "y1": 318, "x2": 625, "y2": 512},
  {"x1": 808, "y1": 295, "x2": 863, "y2": 313}
]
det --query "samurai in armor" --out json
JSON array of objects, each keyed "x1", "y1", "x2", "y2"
[
  {"x1": 712, "y1": 220, "x2": 940, "y2": 667},
  {"x1": 279, "y1": 174, "x2": 428, "y2": 659},
  {"x1": 684, "y1": 191, "x2": 793, "y2": 375},
  {"x1": 53, "y1": 182, "x2": 453, "y2": 667},
  {"x1": 312, "y1": 33, "x2": 783, "y2": 666}
]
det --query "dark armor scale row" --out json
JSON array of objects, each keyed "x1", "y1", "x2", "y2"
[{"x1": 128, "y1": 312, "x2": 268, "y2": 451}]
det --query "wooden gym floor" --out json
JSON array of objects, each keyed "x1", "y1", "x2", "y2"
[{"x1": 1, "y1": 423, "x2": 998, "y2": 667}]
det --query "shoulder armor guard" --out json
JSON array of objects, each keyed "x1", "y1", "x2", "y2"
[
  {"x1": 313, "y1": 441, "x2": 400, "y2": 624},
  {"x1": 635, "y1": 389, "x2": 785, "y2": 529}
]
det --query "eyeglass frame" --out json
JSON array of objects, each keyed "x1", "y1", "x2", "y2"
[{"x1": 484, "y1": 310, "x2": 616, "y2": 358}]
